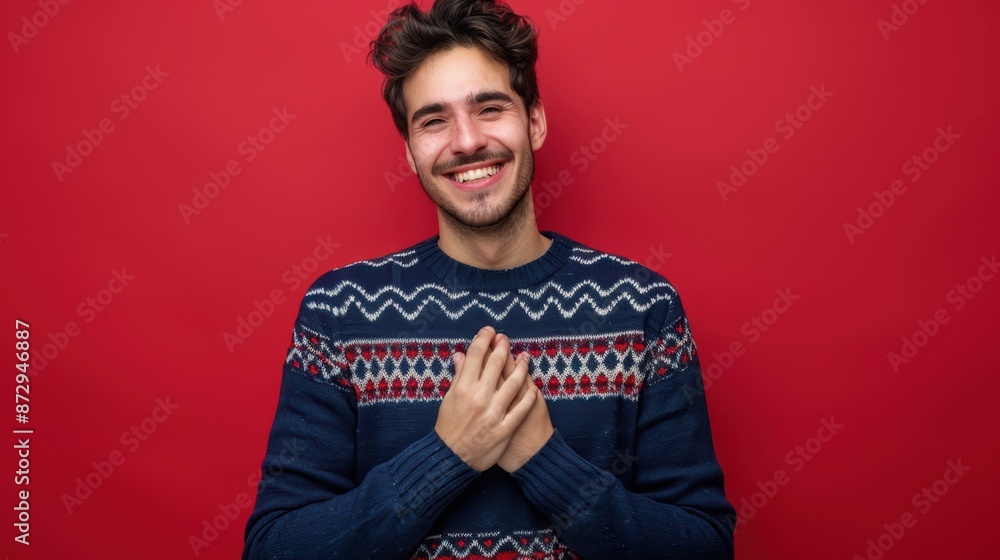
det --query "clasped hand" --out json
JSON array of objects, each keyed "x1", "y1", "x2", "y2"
[{"x1": 434, "y1": 326, "x2": 554, "y2": 472}]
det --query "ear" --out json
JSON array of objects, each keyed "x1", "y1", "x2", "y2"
[
  {"x1": 404, "y1": 140, "x2": 416, "y2": 173},
  {"x1": 528, "y1": 98, "x2": 547, "y2": 151}
]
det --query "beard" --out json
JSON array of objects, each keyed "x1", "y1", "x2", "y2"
[{"x1": 415, "y1": 143, "x2": 535, "y2": 243}]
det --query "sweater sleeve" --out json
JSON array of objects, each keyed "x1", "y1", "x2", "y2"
[
  {"x1": 509, "y1": 292, "x2": 736, "y2": 559},
  {"x1": 242, "y1": 287, "x2": 481, "y2": 559}
]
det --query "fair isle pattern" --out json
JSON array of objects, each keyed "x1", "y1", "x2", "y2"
[
  {"x1": 411, "y1": 529, "x2": 580, "y2": 560},
  {"x1": 286, "y1": 314, "x2": 698, "y2": 399},
  {"x1": 304, "y1": 277, "x2": 675, "y2": 322},
  {"x1": 646, "y1": 311, "x2": 699, "y2": 383},
  {"x1": 285, "y1": 326, "x2": 354, "y2": 395},
  {"x1": 515, "y1": 332, "x2": 644, "y2": 400},
  {"x1": 286, "y1": 330, "x2": 652, "y2": 405}
]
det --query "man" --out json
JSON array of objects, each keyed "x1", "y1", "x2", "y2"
[{"x1": 242, "y1": 1, "x2": 736, "y2": 558}]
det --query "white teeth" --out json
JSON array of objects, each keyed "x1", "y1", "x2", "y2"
[{"x1": 450, "y1": 164, "x2": 501, "y2": 184}]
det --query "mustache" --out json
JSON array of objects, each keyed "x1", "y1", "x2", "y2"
[{"x1": 432, "y1": 148, "x2": 514, "y2": 175}]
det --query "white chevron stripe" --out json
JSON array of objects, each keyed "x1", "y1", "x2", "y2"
[
  {"x1": 413, "y1": 529, "x2": 567, "y2": 559},
  {"x1": 342, "y1": 248, "x2": 418, "y2": 269},
  {"x1": 306, "y1": 290, "x2": 673, "y2": 321},
  {"x1": 307, "y1": 276, "x2": 674, "y2": 303},
  {"x1": 569, "y1": 247, "x2": 637, "y2": 266},
  {"x1": 309, "y1": 282, "x2": 473, "y2": 302},
  {"x1": 337, "y1": 330, "x2": 645, "y2": 347}
]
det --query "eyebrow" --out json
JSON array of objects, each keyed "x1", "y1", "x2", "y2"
[{"x1": 410, "y1": 90, "x2": 516, "y2": 126}]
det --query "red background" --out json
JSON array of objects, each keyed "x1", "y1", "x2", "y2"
[{"x1": 2, "y1": 0, "x2": 998, "y2": 558}]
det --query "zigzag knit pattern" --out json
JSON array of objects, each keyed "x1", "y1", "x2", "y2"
[
  {"x1": 411, "y1": 529, "x2": 579, "y2": 560},
  {"x1": 302, "y1": 276, "x2": 674, "y2": 321}
]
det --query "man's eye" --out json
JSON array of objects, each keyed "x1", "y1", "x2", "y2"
[
  {"x1": 423, "y1": 118, "x2": 444, "y2": 127},
  {"x1": 481, "y1": 106, "x2": 501, "y2": 114}
]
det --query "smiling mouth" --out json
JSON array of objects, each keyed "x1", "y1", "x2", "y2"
[{"x1": 447, "y1": 163, "x2": 504, "y2": 184}]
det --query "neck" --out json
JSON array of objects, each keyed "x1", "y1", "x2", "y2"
[{"x1": 436, "y1": 186, "x2": 552, "y2": 270}]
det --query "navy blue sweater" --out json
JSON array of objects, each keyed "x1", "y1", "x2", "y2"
[{"x1": 242, "y1": 230, "x2": 735, "y2": 559}]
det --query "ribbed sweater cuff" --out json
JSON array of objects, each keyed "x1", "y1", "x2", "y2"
[
  {"x1": 510, "y1": 429, "x2": 616, "y2": 527},
  {"x1": 387, "y1": 429, "x2": 481, "y2": 521}
]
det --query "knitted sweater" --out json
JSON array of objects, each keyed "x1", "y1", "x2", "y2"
[{"x1": 242, "y1": 230, "x2": 735, "y2": 560}]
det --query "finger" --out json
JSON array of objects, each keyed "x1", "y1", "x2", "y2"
[
  {"x1": 506, "y1": 362, "x2": 531, "y2": 414},
  {"x1": 503, "y1": 350, "x2": 530, "y2": 408},
  {"x1": 452, "y1": 351, "x2": 465, "y2": 384},
  {"x1": 501, "y1": 380, "x2": 538, "y2": 434},
  {"x1": 496, "y1": 351, "x2": 530, "y2": 409},
  {"x1": 462, "y1": 326, "x2": 496, "y2": 382},
  {"x1": 482, "y1": 333, "x2": 511, "y2": 389},
  {"x1": 493, "y1": 335, "x2": 518, "y2": 389}
]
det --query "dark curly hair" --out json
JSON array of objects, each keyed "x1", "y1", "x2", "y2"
[{"x1": 368, "y1": 0, "x2": 540, "y2": 140}]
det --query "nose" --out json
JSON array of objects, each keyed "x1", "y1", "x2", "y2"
[{"x1": 449, "y1": 112, "x2": 488, "y2": 155}]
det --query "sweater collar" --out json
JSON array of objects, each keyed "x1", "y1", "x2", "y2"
[{"x1": 414, "y1": 230, "x2": 573, "y2": 291}]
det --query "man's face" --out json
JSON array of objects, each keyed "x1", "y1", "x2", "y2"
[{"x1": 403, "y1": 46, "x2": 546, "y2": 231}]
